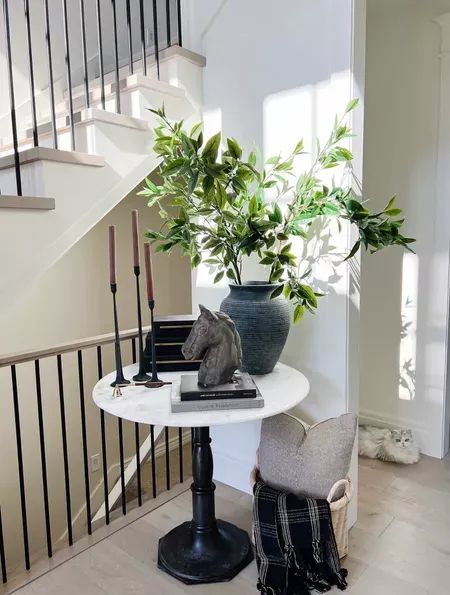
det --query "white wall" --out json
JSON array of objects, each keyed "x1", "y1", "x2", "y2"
[
  {"x1": 360, "y1": 0, "x2": 450, "y2": 458},
  {"x1": 184, "y1": 0, "x2": 365, "y2": 521}
]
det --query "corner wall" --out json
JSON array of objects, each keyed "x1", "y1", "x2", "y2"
[{"x1": 360, "y1": 0, "x2": 450, "y2": 458}]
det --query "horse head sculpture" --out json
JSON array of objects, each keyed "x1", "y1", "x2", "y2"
[{"x1": 182, "y1": 305, "x2": 242, "y2": 386}]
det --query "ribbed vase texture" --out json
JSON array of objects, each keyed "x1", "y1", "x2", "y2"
[{"x1": 220, "y1": 282, "x2": 291, "y2": 375}]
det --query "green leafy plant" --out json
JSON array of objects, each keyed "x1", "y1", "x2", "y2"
[{"x1": 140, "y1": 100, "x2": 415, "y2": 322}]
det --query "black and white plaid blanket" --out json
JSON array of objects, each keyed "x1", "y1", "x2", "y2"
[{"x1": 253, "y1": 480, "x2": 348, "y2": 594}]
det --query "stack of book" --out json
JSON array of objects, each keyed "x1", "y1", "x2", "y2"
[{"x1": 171, "y1": 372, "x2": 264, "y2": 413}]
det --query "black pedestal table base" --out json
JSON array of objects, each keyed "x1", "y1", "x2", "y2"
[{"x1": 157, "y1": 426, "x2": 254, "y2": 584}]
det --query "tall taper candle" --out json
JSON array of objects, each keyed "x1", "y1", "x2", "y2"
[
  {"x1": 144, "y1": 242, "x2": 154, "y2": 301},
  {"x1": 132, "y1": 210, "x2": 140, "y2": 268},
  {"x1": 109, "y1": 225, "x2": 116, "y2": 285}
]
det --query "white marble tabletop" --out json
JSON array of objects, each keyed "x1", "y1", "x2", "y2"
[{"x1": 92, "y1": 362, "x2": 309, "y2": 427}]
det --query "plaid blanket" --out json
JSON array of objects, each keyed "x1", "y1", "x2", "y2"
[{"x1": 253, "y1": 480, "x2": 348, "y2": 594}]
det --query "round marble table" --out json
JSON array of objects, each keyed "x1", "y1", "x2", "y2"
[{"x1": 93, "y1": 362, "x2": 309, "y2": 585}]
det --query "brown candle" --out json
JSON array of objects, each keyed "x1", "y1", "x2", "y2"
[
  {"x1": 144, "y1": 242, "x2": 154, "y2": 301},
  {"x1": 131, "y1": 209, "x2": 140, "y2": 267},
  {"x1": 109, "y1": 225, "x2": 116, "y2": 285}
]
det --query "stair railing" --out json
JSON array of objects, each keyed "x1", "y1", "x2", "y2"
[
  {"x1": 0, "y1": 326, "x2": 189, "y2": 586},
  {"x1": 1, "y1": 0, "x2": 182, "y2": 196}
]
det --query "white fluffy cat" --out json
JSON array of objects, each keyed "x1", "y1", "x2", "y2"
[{"x1": 359, "y1": 425, "x2": 420, "y2": 464}]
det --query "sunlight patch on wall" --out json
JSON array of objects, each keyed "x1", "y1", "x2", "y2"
[
  {"x1": 398, "y1": 252, "x2": 418, "y2": 400},
  {"x1": 262, "y1": 71, "x2": 353, "y2": 296}
]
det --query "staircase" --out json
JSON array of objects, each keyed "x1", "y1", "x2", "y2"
[{"x1": 0, "y1": 0, "x2": 204, "y2": 324}]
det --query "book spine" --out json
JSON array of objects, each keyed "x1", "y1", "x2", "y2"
[
  {"x1": 172, "y1": 399, "x2": 264, "y2": 413},
  {"x1": 180, "y1": 390, "x2": 257, "y2": 402}
]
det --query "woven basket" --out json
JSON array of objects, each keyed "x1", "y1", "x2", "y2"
[
  {"x1": 327, "y1": 477, "x2": 353, "y2": 559},
  {"x1": 250, "y1": 468, "x2": 353, "y2": 559}
]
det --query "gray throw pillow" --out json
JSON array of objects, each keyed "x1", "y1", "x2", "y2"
[{"x1": 258, "y1": 413, "x2": 357, "y2": 500}]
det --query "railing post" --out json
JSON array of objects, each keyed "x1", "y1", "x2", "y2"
[
  {"x1": 79, "y1": 0, "x2": 90, "y2": 108},
  {"x1": 57, "y1": 355, "x2": 73, "y2": 546},
  {"x1": 126, "y1": 0, "x2": 134, "y2": 75},
  {"x1": 177, "y1": 0, "x2": 183, "y2": 46},
  {"x1": 77, "y1": 350, "x2": 92, "y2": 534},
  {"x1": 62, "y1": 0, "x2": 75, "y2": 151},
  {"x1": 0, "y1": 506, "x2": 7, "y2": 584},
  {"x1": 3, "y1": 0, "x2": 22, "y2": 195},
  {"x1": 139, "y1": 0, "x2": 147, "y2": 75},
  {"x1": 10, "y1": 366, "x2": 30, "y2": 570},
  {"x1": 34, "y1": 360, "x2": 53, "y2": 558},
  {"x1": 152, "y1": 0, "x2": 160, "y2": 79},
  {"x1": 111, "y1": 0, "x2": 121, "y2": 114},
  {"x1": 97, "y1": 346, "x2": 110, "y2": 525},
  {"x1": 166, "y1": 0, "x2": 171, "y2": 47},
  {"x1": 43, "y1": 0, "x2": 58, "y2": 149},
  {"x1": 95, "y1": 0, "x2": 106, "y2": 110},
  {"x1": 24, "y1": 0, "x2": 38, "y2": 147}
]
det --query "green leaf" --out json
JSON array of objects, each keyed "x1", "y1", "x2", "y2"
[
  {"x1": 163, "y1": 158, "x2": 186, "y2": 176},
  {"x1": 214, "y1": 271, "x2": 225, "y2": 283},
  {"x1": 202, "y1": 132, "x2": 221, "y2": 162},
  {"x1": 345, "y1": 98, "x2": 359, "y2": 113},
  {"x1": 384, "y1": 196, "x2": 396, "y2": 211},
  {"x1": 385, "y1": 208, "x2": 402, "y2": 217},
  {"x1": 293, "y1": 305, "x2": 305, "y2": 324},
  {"x1": 344, "y1": 240, "x2": 361, "y2": 261},
  {"x1": 270, "y1": 203, "x2": 283, "y2": 224},
  {"x1": 323, "y1": 203, "x2": 340, "y2": 216},
  {"x1": 144, "y1": 177, "x2": 159, "y2": 192},
  {"x1": 227, "y1": 137, "x2": 242, "y2": 159},
  {"x1": 270, "y1": 285, "x2": 284, "y2": 299},
  {"x1": 293, "y1": 139, "x2": 304, "y2": 154}
]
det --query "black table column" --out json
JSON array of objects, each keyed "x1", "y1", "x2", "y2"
[{"x1": 158, "y1": 426, "x2": 254, "y2": 584}]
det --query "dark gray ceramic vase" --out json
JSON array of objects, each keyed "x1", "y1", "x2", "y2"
[{"x1": 220, "y1": 282, "x2": 290, "y2": 375}]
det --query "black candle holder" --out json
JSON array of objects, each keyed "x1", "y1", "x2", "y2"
[
  {"x1": 132, "y1": 265, "x2": 151, "y2": 383},
  {"x1": 145, "y1": 299, "x2": 171, "y2": 389},
  {"x1": 110, "y1": 283, "x2": 130, "y2": 388}
]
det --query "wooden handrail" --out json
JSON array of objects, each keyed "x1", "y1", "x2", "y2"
[{"x1": 0, "y1": 326, "x2": 150, "y2": 368}]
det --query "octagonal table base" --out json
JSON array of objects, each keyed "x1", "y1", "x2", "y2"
[{"x1": 157, "y1": 427, "x2": 254, "y2": 584}]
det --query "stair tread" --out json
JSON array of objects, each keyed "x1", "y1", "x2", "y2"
[{"x1": 0, "y1": 195, "x2": 55, "y2": 210}]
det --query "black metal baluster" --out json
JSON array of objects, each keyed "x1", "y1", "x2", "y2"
[
  {"x1": 34, "y1": 360, "x2": 52, "y2": 558},
  {"x1": 191, "y1": 427, "x2": 194, "y2": 454},
  {"x1": 0, "y1": 507, "x2": 6, "y2": 584},
  {"x1": 43, "y1": 0, "x2": 58, "y2": 149},
  {"x1": 118, "y1": 419, "x2": 126, "y2": 515},
  {"x1": 97, "y1": 347, "x2": 110, "y2": 525},
  {"x1": 126, "y1": 0, "x2": 134, "y2": 75},
  {"x1": 62, "y1": 0, "x2": 75, "y2": 151},
  {"x1": 10, "y1": 366, "x2": 30, "y2": 570},
  {"x1": 95, "y1": 0, "x2": 106, "y2": 110},
  {"x1": 79, "y1": 0, "x2": 90, "y2": 108},
  {"x1": 177, "y1": 0, "x2": 182, "y2": 46},
  {"x1": 166, "y1": 0, "x2": 171, "y2": 47},
  {"x1": 111, "y1": 0, "x2": 121, "y2": 114},
  {"x1": 165, "y1": 426, "x2": 170, "y2": 490},
  {"x1": 24, "y1": 0, "x2": 38, "y2": 147},
  {"x1": 152, "y1": 0, "x2": 160, "y2": 79},
  {"x1": 3, "y1": 0, "x2": 22, "y2": 195},
  {"x1": 178, "y1": 427, "x2": 184, "y2": 483},
  {"x1": 57, "y1": 355, "x2": 73, "y2": 546},
  {"x1": 139, "y1": 0, "x2": 147, "y2": 75},
  {"x1": 131, "y1": 338, "x2": 137, "y2": 364},
  {"x1": 150, "y1": 425, "x2": 157, "y2": 498},
  {"x1": 135, "y1": 424, "x2": 142, "y2": 506},
  {"x1": 77, "y1": 350, "x2": 92, "y2": 534}
]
